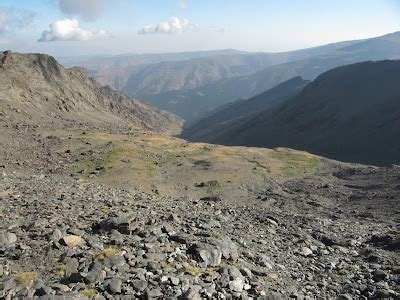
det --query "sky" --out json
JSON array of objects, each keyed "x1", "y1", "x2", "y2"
[{"x1": 0, "y1": 0, "x2": 399, "y2": 57}]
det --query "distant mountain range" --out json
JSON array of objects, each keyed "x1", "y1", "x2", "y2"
[
  {"x1": 60, "y1": 39, "x2": 362, "y2": 110},
  {"x1": 146, "y1": 31, "x2": 400, "y2": 121},
  {"x1": 183, "y1": 60, "x2": 400, "y2": 166}
]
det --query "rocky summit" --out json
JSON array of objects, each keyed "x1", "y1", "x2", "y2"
[{"x1": 0, "y1": 52, "x2": 399, "y2": 300}]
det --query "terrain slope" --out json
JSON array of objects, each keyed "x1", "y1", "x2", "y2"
[
  {"x1": 0, "y1": 52, "x2": 399, "y2": 299},
  {"x1": 0, "y1": 52, "x2": 182, "y2": 135}
]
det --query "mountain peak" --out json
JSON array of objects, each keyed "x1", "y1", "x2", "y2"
[{"x1": 0, "y1": 52, "x2": 182, "y2": 134}]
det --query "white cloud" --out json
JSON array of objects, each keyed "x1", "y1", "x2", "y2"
[
  {"x1": 58, "y1": 0, "x2": 104, "y2": 21},
  {"x1": 177, "y1": 0, "x2": 188, "y2": 9},
  {"x1": 0, "y1": 8, "x2": 36, "y2": 34},
  {"x1": 138, "y1": 17, "x2": 190, "y2": 35},
  {"x1": 38, "y1": 18, "x2": 110, "y2": 42}
]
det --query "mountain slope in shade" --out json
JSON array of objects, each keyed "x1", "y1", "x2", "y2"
[
  {"x1": 184, "y1": 60, "x2": 400, "y2": 166},
  {"x1": 148, "y1": 31, "x2": 400, "y2": 121},
  {"x1": 0, "y1": 52, "x2": 182, "y2": 134},
  {"x1": 181, "y1": 77, "x2": 309, "y2": 138}
]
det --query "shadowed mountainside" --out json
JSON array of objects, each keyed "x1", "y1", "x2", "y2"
[
  {"x1": 183, "y1": 60, "x2": 400, "y2": 166},
  {"x1": 181, "y1": 77, "x2": 309, "y2": 136}
]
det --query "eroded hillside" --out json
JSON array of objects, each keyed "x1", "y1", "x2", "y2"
[{"x1": 0, "y1": 52, "x2": 182, "y2": 135}]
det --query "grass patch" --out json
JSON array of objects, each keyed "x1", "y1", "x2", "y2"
[
  {"x1": 81, "y1": 289, "x2": 97, "y2": 298},
  {"x1": 270, "y1": 149, "x2": 320, "y2": 177},
  {"x1": 205, "y1": 186, "x2": 217, "y2": 195},
  {"x1": 54, "y1": 264, "x2": 66, "y2": 277},
  {"x1": 77, "y1": 158, "x2": 105, "y2": 179},
  {"x1": 185, "y1": 265, "x2": 202, "y2": 276},
  {"x1": 15, "y1": 272, "x2": 37, "y2": 284},
  {"x1": 185, "y1": 265, "x2": 217, "y2": 277},
  {"x1": 95, "y1": 248, "x2": 120, "y2": 261}
]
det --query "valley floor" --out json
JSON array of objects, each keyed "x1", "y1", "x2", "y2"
[{"x1": 1, "y1": 123, "x2": 399, "y2": 299}]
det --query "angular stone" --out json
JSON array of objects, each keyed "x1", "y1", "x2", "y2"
[
  {"x1": 50, "y1": 229, "x2": 63, "y2": 243},
  {"x1": 96, "y1": 216, "x2": 130, "y2": 234},
  {"x1": 229, "y1": 278, "x2": 245, "y2": 293},
  {"x1": 85, "y1": 262, "x2": 106, "y2": 284},
  {"x1": 131, "y1": 279, "x2": 148, "y2": 292},
  {"x1": 190, "y1": 242, "x2": 222, "y2": 267},
  {"x1": 373, "y1": 269, "x2": 388, "y2": 281},
  {"x1": 107, "y1": 278, "x2": 122, "y2": 294},
  {"x1": 207, "y1": 238, "x2": 239, "y2": 261},
  {"x1": 300, "y1": 247, "x2": 313, "y2": 257}
]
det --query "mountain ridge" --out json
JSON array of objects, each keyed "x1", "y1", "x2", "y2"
[{"x1": 0, "y1": 52, "x2": 182, "y2": 134}]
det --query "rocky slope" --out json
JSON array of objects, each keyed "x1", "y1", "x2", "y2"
[
  {"x1": 0, "y1": 52, "x2": 399, "y2": 299},
  {"x1": 0, "y1": 52, "x2": 182, "y2": 134},
  {"x1": 1, "y1": 126, "x2": 399, "y2": 299},
  {"x1": 147, "y1": 31, "x2": 400, "y2": 121},
  {"x1": 184, "y1": 60, "x2": 400, "y2": 166}
]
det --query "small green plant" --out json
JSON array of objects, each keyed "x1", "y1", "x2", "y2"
[
  {"x1": 80, "y1": 289, "x2": 97, "y2": 298},
  {"x1": 95, "y1": 248, "x2": 120, "y2": 261},
  {"x1": 54, "y1": 264, "x2": 66, "y2": 277},
  {"x1": 15, "y1": 272, "x2": 37, "y2": 284},
  {"x1": 205, "y1": 186, "x2": 215, "y2": 194},
  {"x1": 185, "y1": 265, "x2": 202, "y2": 276}
]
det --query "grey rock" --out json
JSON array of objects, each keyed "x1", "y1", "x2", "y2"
[
  {"x1": 64, "y1": 258, "x2": 79, "y2": 277},
  {"x1": 169, "y1": 233, "x2": 193, "y2": 244},
  {"x1": 103, "y1": 255, "x2": 126, "y2": 269},
  {"x1": 97, "y1": 216, "x2": 130, "y2": 234},
  {"x1": 131, "y1": 279, "x2": 148, "y2": 292},
  {"x1": 50, "y1": 229, "x2": 63, "y2": 243},
  {"x1": 373, "y1": 270, "x2": 388, "y2": 281},
  {"x1": 170, "y1": 277, "x2": 180, "y2": 286},
  {"x1": 181, "y1": 285, "x2": 202, "y2": 300},
  {"x1": 84, "y1": 262, "x2": 105, "y2": 284},
  {"x1": 146, "y1": 288, "x2": 163, "y2": 298},
  {"x1": 110, "y1": 229, "x2": 124, "y2": 244},
  {"x1": 190, "y1": 242, "x2": 222, "y2": 267},
  {"x1": 0, "y1": 232, "x2": 17, "y2": 246},
  {"x1": 229, "y1": 278, "x2": 245, "y2": 293},
  {"x1": 208, "y1": 238, "x2": 239, "y2": 261},
  {"x1": 300, "y1": 247, "x2": 313, "y2": 257},
  {"x1": 107, "y1": 278, "x2": 122, "y2": 294}
]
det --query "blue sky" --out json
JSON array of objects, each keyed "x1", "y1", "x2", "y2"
[{"x1": 0, "y1": 0, "x2": 399, "y2": 56}]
